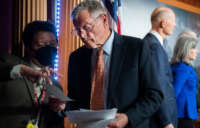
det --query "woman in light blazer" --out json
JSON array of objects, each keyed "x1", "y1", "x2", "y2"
[{"x1": 171, "y1": 36, "x2": 199, "y2": 128}]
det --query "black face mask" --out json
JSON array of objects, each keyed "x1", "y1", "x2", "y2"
[{"x1": 35, "y1": 46, "x2": 57, "y2": 66}]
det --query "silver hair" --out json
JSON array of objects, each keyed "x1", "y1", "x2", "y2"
[
  {"x1": 70, "y1": 0, "x2": 107, "y2": 21},
  {"x1": 171, "y1": 36, "x2": 198, "y2": 65},
  {"x1": 178, "y1": 30, "x2": 197, "y2": 39}
]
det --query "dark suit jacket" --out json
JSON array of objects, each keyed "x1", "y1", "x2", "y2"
[
  {"x1": 143, "y1": 33, "x2": 177, "y2": 128},
  {"x1": 67, "y1": 32, "x2": 163, "y2": 128},
  {"x1": 0, "y1": 52, "x2": 24, "y2": 81},
  {"x1": 0, "y1": 52, "x2": 64, "y2": 128}
]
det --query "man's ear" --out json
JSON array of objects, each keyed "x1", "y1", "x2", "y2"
[
  {"x1": 100, "y1": 14, "x2": 109, "y2": 26},
  {"x1": 160, "y1": 20, "x2": 167, "y2": 28}
]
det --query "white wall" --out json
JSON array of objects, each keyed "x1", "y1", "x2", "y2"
[
  {"x1": 120, "y1": 0, "x2": 200, "y2": 66},
  {"x1": 122, "y1": 0, "x2": 160, "y2": 38}
]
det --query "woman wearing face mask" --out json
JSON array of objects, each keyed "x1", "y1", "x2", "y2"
[
  {"x1": 171, "y1": 36, "x2": 199, "y2": 128},
  {"x1": 0, "y1": 21, "x2": 65, "y2": 128},
  {"x1": 23, "y1": 21, "x2": 58, "y2": 68}
]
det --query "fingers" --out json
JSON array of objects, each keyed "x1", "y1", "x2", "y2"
[
  {"x1": 43, "y1": 75, "x2": 53, "y2": 85},
  {"x1": 48, "y1": 96, "x2": 66, "y2": 112},
  {"x1": 41, "y1": 67, "x2": 54, "y2": 85},
  {"x1": 108, "y1": 121, "x2": 121, "y2": 128},
  {"x1": 164, "y1": 124, "x2": 174, "y2": 128},
  {"x1": 47, "y1": 67, "x2": 63, "y2": 78},
  {"x1": 42, "y1": 67, "x2": 63, "y2": 82},
  {"x1": 60, "y1": 103, "x2": 66, "y2": 110},
  {"x1": 107, "y1": 113, "x2": 128, "y2": 128},
  {"x1": 20, "y1": 65, "x2": 63, "y2": 85},
  {"x1": 44, "y1": 67, "x2": 51, "y2": 76}
]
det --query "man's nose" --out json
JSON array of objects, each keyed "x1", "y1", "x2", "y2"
[
  {"x1": 174, "y1": 21, "x2": 176, "y2": 27},
  {"x1": 79, "y1": 29, "x2": 87, "y2": 38}
]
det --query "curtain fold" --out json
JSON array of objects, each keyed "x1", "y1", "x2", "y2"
[
  {"x1": 58, "y1": 0, "x2": 83, "y2": 127},
  {"x1": 12, "y1": 0, "x2": 47, "y2": 56}
]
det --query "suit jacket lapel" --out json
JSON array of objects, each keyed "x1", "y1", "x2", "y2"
[
  {"x1": 84, "y1": 47, "x2": 92, "y2": 86},
  {"x1": 82, "y1": 47, "x2": 93, "y2": 106},
  {"x1": 107, "y1": 33, "x2": 126, "y2": 106},
  {"x1": 23, "y1": 77, "x2": 35, "y2": 104}
]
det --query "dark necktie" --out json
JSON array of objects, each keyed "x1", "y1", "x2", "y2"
[{"x1": 90, "y1": 49, "x2": 105, "y2": 110}]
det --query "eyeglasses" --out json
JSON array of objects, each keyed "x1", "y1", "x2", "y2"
[{"x1": 71, "y1": 16, "x2": 100, "y2": 35}]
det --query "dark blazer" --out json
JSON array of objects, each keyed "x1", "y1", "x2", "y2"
[
  {"x1": 143, "y1": 33, "x2": 177, "y2": 128},
  {"x1": 0, "y1": 52, "x2": 64, "y2": 128},
  {"x1": 0, "y1": 52, "x2": 24, "y2": 81},
  {"x1": 67, "y1": 32, "x2": 163, "y2": 128}
]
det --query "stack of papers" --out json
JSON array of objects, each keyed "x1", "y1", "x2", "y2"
[{"x1": 67, "y1": 108, "x2": 118, "y2": 128}]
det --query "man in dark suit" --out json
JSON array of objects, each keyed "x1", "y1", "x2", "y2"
[
  {"x1": 57, "y1": 1, "x2": 163, "y2": 128},
  {"x1": 0, "y1": 21, "x2": 64, "y2": 128},
  {"x1": 143, "y1": 7, "x2": 177, "y2": 128}
]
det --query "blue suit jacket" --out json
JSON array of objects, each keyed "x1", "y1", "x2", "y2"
[
  {"x1": 143, "y1": 33, "x2": 177, "y2": 128},
  {"x1": 171, "y1": 62, "x2": 198, "y2": 120},
  {"x1": 67, "y1": 32, "x2": 163, "y2": 128}
]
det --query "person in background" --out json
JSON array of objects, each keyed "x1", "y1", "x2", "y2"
[
  {"x1": 51, "y1": 1, "x2": 163, "y2": 128},
  {"x1": 0, "y1": 21, "x2": 64, "y2": 128},
  {"x1": 177, "y1": 30, "x2": 200, "y2": 112},
  {"x1": 178, "y1": 30, "x2": 198, "y2": 39},
  {"x1": 143, "y1": 6, "x2": 177, "y2": 128},
  {"x1": 171, "y1": 36, "x2": 199, "y2": 128}
]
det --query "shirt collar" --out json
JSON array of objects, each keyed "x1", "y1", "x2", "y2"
[
  {"x1": 150, "y1": 30, "x2": 164, "y2": 46},
  {"x1": 101, "y1": 30, "x2": 114, "y2": 56}
]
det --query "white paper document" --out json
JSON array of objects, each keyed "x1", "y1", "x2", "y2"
[
  {"x1": 76, "y1": 118, "x2": 116, "y2": 128},
  {"x1": 67, "y1": 108, "x2": 118, "y2": 128}
]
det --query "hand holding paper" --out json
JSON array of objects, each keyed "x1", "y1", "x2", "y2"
[
  {"x1": 48, "y1": 96, "x2": 66, "y2": 112},
  {"x1": 107, "y1": 113, "x2": 128, "y2": 128},
  {"x1": 46, "y1": 85, "x2": 73, "y2": 112}
]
